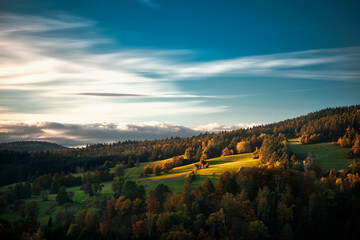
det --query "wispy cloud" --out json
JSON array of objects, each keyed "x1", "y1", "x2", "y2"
[
  {"x1": 193, "y1": 123, "x2": 260, "y2": 132},
  {"x1": 119, "y1": 47, "x2": 360, "y2": 81},
  {"x1": 75, "y1": 93, "x2": 150, "y2": 97},
  {"x1": 0, "y1": 121, "x2": 258, "y2": 146},
  {"x1": 1, "y1": 12, "x2": 359, "y2": 126},
  {"x1": 0, "y1": 13, "x2": 227, "y2": 123}
]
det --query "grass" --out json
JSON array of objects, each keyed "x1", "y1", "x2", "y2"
[
  {"x1": 197, "y1": 153, "x2": 259, "y2": 175},
  {"x1": 133, "y1": 153, "x2": 258, "y2": 195},
  {"x1": 287, "y1": 138, "x2": 352, "y2": 171},
  {"x1": 137, "y1": 153, "x2": 258, "y2": 182}
]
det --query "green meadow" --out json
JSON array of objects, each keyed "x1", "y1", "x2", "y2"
[{"x1": 287, "y1": 138, "x2": 352, "y2": 171}]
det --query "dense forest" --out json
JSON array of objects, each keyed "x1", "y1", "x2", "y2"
[
  {"x1": 1, "y1": 105, "x2": 360, "y2": 239},
  {"x1": 1, "y1": 161, "x2": 360, "y2": 239}
]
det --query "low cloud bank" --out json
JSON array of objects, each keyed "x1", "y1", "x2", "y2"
[{"x1": 0, "y1": 122, "x2": 259, "y2": 147}]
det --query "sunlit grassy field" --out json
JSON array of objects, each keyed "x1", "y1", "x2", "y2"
[
  {"x1": 136, "y1": 153, "x2": 258, "y2": 182},
  {"x1": 287, "y1": 138, "x2": 352, "y2": 171},
  {"x1": 197, "y1": 153, "x2": 259, "y2": 175}
]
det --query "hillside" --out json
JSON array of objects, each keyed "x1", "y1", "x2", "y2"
[
  {"x1": 287, "y1": 138, "x2": 352, "y2": 171},
  {"x1": 0, "y1": 105, "x2": 358, "y2": 187},
  {"x1": 1, "y1": 105, "x2": 360, "y2": 239},
  {"x1": 0, "y1": 152, "x2": 259, "y2": 225},
  {"x1": 0, "y1": 141, "x2": 67, "y2": 152}
]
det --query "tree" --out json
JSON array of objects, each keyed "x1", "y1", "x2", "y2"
[
  {"x1": 143, "y1": 165, "x2": 153, "y2": 176},
  {"x1": 40, "y1": 190, "x2": 50, "y2": 201},
  {"x1": 115, "y1": 163, "x2": 125, "y2": 178},
  {"x1": 236, "y1": 141, "x2": 251, "y2": 154},
  {"x1": 206, "y1": 209, "x2": 225, "y2": 239},
  {"x1": 253, "y1": 147, "x2": 260, "y2": 159},
  {"x1": 82, "y1": 171, "x2": 103, "y2": 196},
  {"x1": 33, "y1": 227, "x2": 44, "y2": 240},
  {"x1": 351, "y1": 134, "x2": 360, "y2": 157},
  {"x1": 115, "y1": 196, "x2": 132, "y2": 216},
  {"x1": 154, "y1": 165, "x2": 162, "y2": 176},
  {"x1": 50, "y1": 180, "x2": 60, "y2": 194},
  {"x1": 132, "y1": 219, "x2": 147, "y2": 239},
  {"x1": 163, "y1": 228, "x2": 194, "y2": 240},
  {"x1": 277, "y1": 202, "x2": 293, "y2": 225},
  {"x1": 200, "y1": 178, "x2": 215, "y2": 195},
  {"x1": 162, "y1": 162, "x2": 172, "y2": 174},
  {"x1": 24, "y1": 200, "x2": 39, "y2": 221},
  {"x1": 256, "y1": 186, "x2": 270, "y2": 223},
  {"x1": 185, "y1": 147, "x2": 196, "y2": 160},
  {"x1": 122, "y1": 181, "x2": 145, "y2": 201},
  {"x1": 68, "y1": 191, "x2": 75, "y2": 201},
  {"x1": 155, "y1": 184, "x2": 170, "y2": 206},
  {"x1": 112, "y1": 178, "x2": 124, "y2": 193},
  {"x1": 16, "y1": 200, "x2": 40, "y2": 234},
  {"x1": 56, "y1": 186, "x2": 70, "y2": 205},
  {"x1": 221, "y1": 147, "x2": 233, "y2": 156},
  {"x1": 146, "y1": 189, "x2": 160, "y2": 214},
  {"x1": 194, "y1": 146, "x2": 202, "y2": 161},
  {"x1": 249, "y1": 220, "x2": 270, "y2": 239}
]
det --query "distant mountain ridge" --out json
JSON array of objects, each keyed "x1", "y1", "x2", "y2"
[{"x1": 0, "y1": 141, "x2": 67, "y2": 152}]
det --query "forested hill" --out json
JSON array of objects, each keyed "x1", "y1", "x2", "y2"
[
  {"x1": 0, "y1": 105, "x2": 359, "y2": 186},
  {"x1": 0, "y1": 141, "x2": 67, "y2": 152}
]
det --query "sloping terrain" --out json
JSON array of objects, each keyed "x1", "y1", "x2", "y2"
[
  {"x1": 287, "y1": 138, "x2": 352, "y2": 171},
  {"x1": 0, "y1": 152, "x2": 259, "y2": 224}
]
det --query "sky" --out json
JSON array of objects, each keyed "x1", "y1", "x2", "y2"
[{"x1": 0, "y1": 0, "x2": 360, "y2": 146}]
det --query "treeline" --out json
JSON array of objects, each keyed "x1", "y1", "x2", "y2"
[
  {"x1": 3, "y1": 162, "x2": 360, "y2": 239},
  {"x1": 299, "y1": 109, "x2": 360, "y2": 144},
  {"x1": 0, "y1": 105, "x2": 359, "y2": 186},
  {"x1": 0, "y1": 141, "x2": 66, "y2": 152}
]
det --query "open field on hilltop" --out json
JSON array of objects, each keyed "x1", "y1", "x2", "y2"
[
  {"x1": 139, "y1": 153, "x2": 258, "y2": 179},
  {"x1": 287, "y1": 138, "x2": 352, "y2": 171},
  {"x1": 197, "y1": 153, "x2": 259, "y2": 175},
  {"x1": 136, "y1": 153, "x2": 259, "y2": 191},
  {"x1": 169, "y1": 153, "x2": 257, "y2": 175}
]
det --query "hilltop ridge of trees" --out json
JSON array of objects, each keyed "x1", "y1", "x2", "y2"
[
  {"x1": 0, "y1": 105, "x2": 359, "y2": 186},
  {"x1": 0, "y1": 141, "x2": 67, "y2": 152}
]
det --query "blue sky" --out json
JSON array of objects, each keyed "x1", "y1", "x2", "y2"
[{"x1": 0, "y1": 0, "x2": 360, "y2": 145}]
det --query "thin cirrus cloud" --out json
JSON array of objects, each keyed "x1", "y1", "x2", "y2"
[
  {"x1": 0, "y1": 121, "x2": 259, "y2": 147},
  {"x1": 0, "y1": 13, "x2": 227, "y2": 123},
  {"x1": 0, "y1": 12, "x2": 359, "y2": 127},
  {"x1": 135, "y1": 48, "x2": 360, "y2": 81}
]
